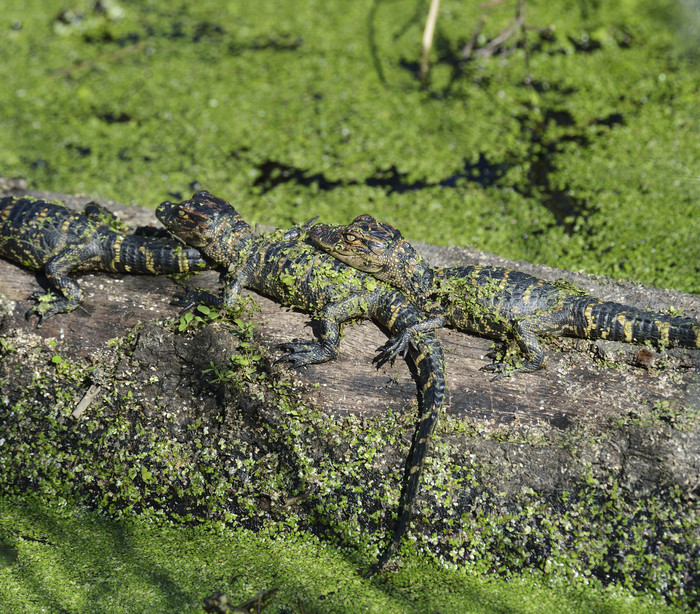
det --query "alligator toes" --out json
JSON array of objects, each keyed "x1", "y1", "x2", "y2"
[
  {"x1": 374, "y1": 334, "x2": 411, "y2": 368},
  {"x1": 482, "y1": 359, "x2": 544, "y2": 380},
  {"x1": 276, "y1": 340, "x2": 336, "y2": 367},
  {"x1": 372, "y1": 348, "x2": 398, "y2": 370},
  {"x1": 173, "y1": 290, "x2": 221, "y2": 311},
  {"x1": 276, "y1": 339, "x2": 312, "y2": 353},
  {"x1": 489, "y1": 370, "x2": 512, "y2": 382},
  {"x1": 25, "y1": 293, "x2": 78, "y2": 325},
  {"x1": 282, "y1": 216, "x2": 319, "y2": 240},
  {"x1": 480, "y1": 362, "x2": 513, "y2": 381},
  {"x1": 275, "y1": 354, "x2": 312, "y2": 368}
]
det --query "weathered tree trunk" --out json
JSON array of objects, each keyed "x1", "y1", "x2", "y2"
[
  {"x1": 2, "y1": 189, "x2": 697, "y2": 428},
  {"x1": 1, "y1": 189, "x2": 698, "y2": 596}
]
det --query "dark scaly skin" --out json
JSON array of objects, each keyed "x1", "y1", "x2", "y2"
[
  {"x1": 309, "y1": 214, "x2": 700, "y2": 377},
  {"x1": 0, "y1": 196, "x2": 210, "y2": 322},
  {"x1": 156, "y1": 191, "x2": 446, "y2": 575}
]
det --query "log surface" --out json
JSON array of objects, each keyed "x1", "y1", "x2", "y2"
[{"x1": 1, "y1": 189, "x2": 697, "y2": 433}]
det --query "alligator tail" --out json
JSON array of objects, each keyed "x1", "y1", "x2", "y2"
[
  {"x1": 572, "y1": 298, "x2": 700, "y2": 349},
  {"x1": 367, "y1": 328, "x2": 446, "y2": 576},
  {"x1": 109, "y1": 235, "x2": 210, "y2": 274}
]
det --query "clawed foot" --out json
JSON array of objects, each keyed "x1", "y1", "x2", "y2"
[
  {"x1": 480, "y1": 362, "x2": 514, "y2": 381},
  {"x1": 481, "y1": 359, "x2": 541, "y2": 381},
  {"x1": 24, "y1": 292, "x2": 78, "y2": 326},
  {"x1": 172, "y1": 290, "x2": 222, "y2": 312},
  {"x1": 282, "y1": 216, "x2": 319, "y2": 241},
  {"x1": 373, "y1": 331, "x2": 413, "y2": 369},
  {"x1": 276, "y1": 339, "x2": 336, "y2": 367}
]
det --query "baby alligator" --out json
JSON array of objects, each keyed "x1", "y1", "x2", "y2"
[
  {"x1": 0, "y1": 195, "x2": 209, "y2": 322},
  {"x1": 156, "y1": 191, "x2": 446, "y2": 575},
  {"x1": 309, "y1": 214, "x2": 700, "y2": 377}
]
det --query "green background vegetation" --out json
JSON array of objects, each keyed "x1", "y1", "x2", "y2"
[
  {"x1": 0, "y1": 497, "x2": 688, "y2": 614},
  {"x1": 1, "y1": 0, "x2": 699, "y2": 611},
  {"x1": 0, "y1": 0, "x2": 698, "y2": 292}
]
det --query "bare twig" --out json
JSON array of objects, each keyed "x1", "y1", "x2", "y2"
[
  {"x1": 475, "y1": 0, "x2": 526, "y2": 59},
  {"x1": 71, "y1": 384, "x2": 101, "y2": 420},
  {"x1": 420, "y1": 0, "x2": 441, "y2": 85},
  {"x1": 461, "y1": 16, "x2": 488, "y2": 60}
]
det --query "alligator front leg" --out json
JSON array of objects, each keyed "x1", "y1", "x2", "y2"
[
  {"x1": 277, "y1": 320, "x2": 342, "y2": 367},
  {"x1": 278, "y1": 294, "x2": 369, "y2": 367},
  {"x1": 27, "y1": 246, "x2": 98, "y2": 322},
  {"x1": 174, "y1": 261, "x2": 248, "y2": 311}
]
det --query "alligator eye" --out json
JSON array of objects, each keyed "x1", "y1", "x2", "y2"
[{"x1": 343, "y1": 232, "x2": 362, "y2": 244}]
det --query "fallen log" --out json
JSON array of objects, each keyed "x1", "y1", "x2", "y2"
[{"x1": 1, "y1": 189, "x2": 698, "y2": 597}]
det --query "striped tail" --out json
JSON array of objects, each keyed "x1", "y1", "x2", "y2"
[
  {"x1": 107, "y1": 235, "x2": 210, "y2": 275},
  {"x1": 573, "y1": 298, "x2": 700, "y2": 349},
  {"x1": 366, "y1": 330, "x2": 446, "y2": 576}
]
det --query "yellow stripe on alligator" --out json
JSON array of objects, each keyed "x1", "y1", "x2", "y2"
[
  {"x1": 583, "y1": 303, "x2": 597, "y2": 336},
  {"x1": 497, "y1": 270, "x2": 511, "y2": 291},
  {"x1": 386, "y1": 303, "x2": 401, "y2": 329},
  {"x1": 144, "y1": 246, "x2": 157, "y2": 274},
  {"x1": 654, "y1": 320, "x2": 671, "y2": 345},
  {"x1": 178, "y1": 251, "x2": 190, "y2": 273},
  {"x1": 414, "y1": 347, "x2": 430, "y2": 365},
  {"x1": 521, "y1": 281, "x2": 538, "y2": 305},
  {"x1": 112, "y1": 236, "x2": 129, "y2": 272},
  {"x1": 417, "y1": 371, "x2": 437, "y2": 397},
  {"x1": 617, "y1": 314, "x2": 634, "y2": 342},
  {"x1": 60, "y1": 216, "x2": 73, "y2": 234}
]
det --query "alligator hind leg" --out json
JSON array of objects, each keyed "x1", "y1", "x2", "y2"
[
  {"x1": 26, "y1": 247, "x2": 97, "y2": 323},
  {"x1": 481, "y1": 319, "x2": 547, "y2": 380},
  {"x1": 374, "y1": 315, "x2": 447, "y2": 367}
]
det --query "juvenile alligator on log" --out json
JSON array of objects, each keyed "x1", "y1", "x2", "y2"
[
  {"x1": 156, "y1": 190, "x2": 446, "y2": 575},
  {"x1": 308, "y1": 214, "x2": 700, "y2": 377},
  {"x1": 0, "y1": 195, "x2": 210, "y2": 322}
]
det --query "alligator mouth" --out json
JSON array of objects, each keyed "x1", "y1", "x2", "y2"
[
  {"x1": 155, "y1": 200, "x2": 178, "y2": 225},
  {"x1": 308, "y1": 223, "x2": 343, "y2": 249}
]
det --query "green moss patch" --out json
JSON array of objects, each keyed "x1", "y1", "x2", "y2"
[
  {"x1": 0, "y1": 312, "x2": 698, "y2": 610},
  {"x1": 0, "y1": 495, "x2": 691, "y2": 614}
]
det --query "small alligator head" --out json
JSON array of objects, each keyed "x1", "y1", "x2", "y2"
[
  {"x1": 309, "y1": 214, "x2": 433, "y2": 296},
  {"x1": 308, "y1": 214, "x2": 399, "y2": 274},
  {"x1": 156, "y1": 191, "x2": 252, "y2": 257}
]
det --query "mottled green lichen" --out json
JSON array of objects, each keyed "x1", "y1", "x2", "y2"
[{"x1": 0, "y1": 315, "x2": 697, "y2": 610}]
